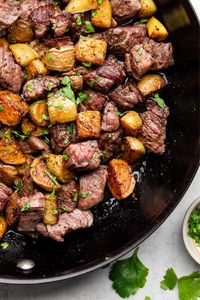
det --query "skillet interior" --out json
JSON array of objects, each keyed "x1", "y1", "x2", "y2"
[{"x1": 0, "y1": 0, "x2": 199, "y2": 284}]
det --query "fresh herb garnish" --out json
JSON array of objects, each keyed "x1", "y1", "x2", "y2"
[
  {"x1": 91, "y1": 10, "x2": 98, "y2": 18},
  {"x1": 55, "y1": 105, "x2": 63, "y2": 110},
  {"x1": 188, "y1": 208, "x2": 200, "y2": 245},
  {"x1": 144, "y1": 297, "x2": 151, "y2": 300},
  {"x1": 44, "y1": 170, "x2": 59, "y2": 186},
  {"x1": 81, "y1": 61, "x2": 92, "y2": 68},
  {"x1": 160, "y1": 268, "x2": 178, "y2": 290},
  {"x1": 63, "y1": 154, "x2": 70, "y2": 161},
  {"x1": 73, "y1": 192, "x2": 78, "y2": 202},
  {"x1": 178, "y1": 272, "x2": 200, "y2": 300},
  {"x1": 12, "y1": 131, "x2": 28, "y2": 141},
  {"x1": 136, "y1": 48, "x2": 143, "y2": 55},
  {"x1": 21, "y1": 201, "x2": 30, "y2": 212},
  {"x1": 61, "y1": 76, "x2": 71, "y2": 86},
  {"x1": 47, "y1": 54, "x2": 53, "y2": 61},
  {"x1": 14, "y1": 179, "x2": 23, "y2": 193},
  {"x1": 152, "y1": 93, "x2": 166, "y2": 109},
  {"x1": 49, "y1": 188, "x2": 56, "y2": 200},
  {"x1": 23, "y1": 70, "x2": 28, "y2": 80},
  {"x1": 76, "y1": 92, "x2": 88, "y2": 105},
  {"x1": 88, "y1": 76, "x2": 100, "y2": 87},
  {"x1": 84, "y1": 21, "x2": 95, "y2": 34},
  {"x1": 79, "y1": 192, "x2": 89, "y2": 198},
  {"x1": 97, "y1": 0, "x2": 103, "y2": 4},
  {"x1": 139, "y1": 18, "x2": 148, "y2": 24},
  {"x1": 66, "y1": 123, "x2": 76, "y2": 134},
  {"x1": 109, "y1": 248, "x2": 149, "y2": 298},
  {"x1": 47, "y1": 83, "x2": 53, "y2": 91},
  {"x1": 26, "y1": 84, "x2": 33, "y2": 92},
  {"x1": 0, "y1": 102, "x2": 3, "y2": 112},
  {"x1": 0, "y1": 242, "x2": 9, "y2": 250},
  {"x1": 76, "y1": 15, "x2": 82, "y2": 26},
  {"x1": 42, "y1": 113, "x2": 49, "y2": 121}
]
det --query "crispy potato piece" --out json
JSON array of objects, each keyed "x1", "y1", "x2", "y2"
[
  {"x1": 75, "y1": 36, "x2": 107, "y2": 65},
  {"x1": 147, "y1": 17, "x2": 169, "y2": 41},
  {"x1": 0, "y1": 91, "x2": 28, "y2": 126},
  {"x1": 0, "y1": 38, "x2": 9, "y2": 51},
  {"x1": 137, "y1": 74, "x2": 166, "y2": 97},
  {"x1": 10, "y1": 44, "x2": 38, "y2": 67},
  {"x1": 5, "y1": 192, "x2": 20, "y2": 226},
  {"x1": 108, "y1": 159, "x2": 136, "y2": 200},
  {"x1": 77, "y1": 111, "x2": 101, "y2": 139},
  {"x1": 48, "y1": 93, "x2": 77, "y2": 125},
  {"x1": 26, "y1": 59, "x2": 48, "y2": 80},
  {"x1": 43, "y1": 45, "x2": 75, "y2": 72},
  {"x1": 139, "y1": 0, "x2": 157, "y2": 18},
  {"x1": 121, "y1": 112, "x2": 142, "y2": 136},
  {"x1": 29, "y1": 100, "x2": 49, "y2": 127},
  {"x1": 43, "y1": 193, "x2": 58, "y2": 225},
  {"x1": 66, "y1": 0, "x2": 98, "y2": 14},
  {"x1": 46, "y1": 154, "x2": 74, "y2": 183},
  {"x1": 0, "y1": 216, "x2": 7, "y2": 240},
  {"x1": 30, "y1": 158, "x2": 60, "y2": 191},
  {"x1": 9, "y1": 18, "x2": 34, "y2": 43},
  {"x1": 0, "y1": 163, "x2": 19, "y2": 186},
  {"x1": 69, "y1": 75, "x2": 83, "y2": 91},
  {"x1": 123, "y1": 137, "x2": 145, "y2": 164},
  {"x1": 21, "y1": 118, "x2": 48, "y2": 137},
  {"x1": 91, "y1": 0, "x2": 112, "y2": 29}
]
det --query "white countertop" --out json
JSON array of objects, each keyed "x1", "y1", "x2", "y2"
[{"x1": 0, "y1": 1, "x2": 199, "y2": 299}]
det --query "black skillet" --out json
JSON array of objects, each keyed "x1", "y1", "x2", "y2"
[{"x1": 0, "y1": 0, "x2": 199, "y2": 284}]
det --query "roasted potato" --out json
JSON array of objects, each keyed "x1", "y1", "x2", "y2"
[
  {"x1": 0, "y1": 216, "x2": 7, "y2": 240},
  {"x1": 30, "y1": 158, "x2": 60, "y2": 191},
  {"x1": 48, "y1": 92, "x2": 77, "y2": 125},
  {"x1": 123, "y1": 137, "x2": 145, "y2": 164},
  {"x1": 108, "y1": 159, "x2": 136, "y2": 200},
  {"x1": 0, "y1": 91, "x2": 28, "y2": 126},
  {"x1": 9, "y1": 18, "x2": 34, "y2": 43},
  {"x1": 0, "y1": 38, "x2": 9, "y2": 51},
  {"x1": 0, "y1": 163, "x2": 19, "y2": 186},
  {"x1": 66, "y1": 0, "x2": 98, "y2": 14},
  {"x1": 30, "y1": 40, "x2": 49, "y2": 59},
  {"x1": 121, "y1": 111, "x2": 142, "y2": 136},
  {"x1": 137, "y1": 74, "x2": 167, "y2": 97},
  {"x1": 43, "y1": 45, "x2": 75, "y2": 72},
  {"x1": 139, "y1": 0, "x2": 157, "y2": 18},
  {"x1": 68, "y1": 75, "x2": 83, "y2": 91},
  {"x1": 77, "y1": 111, "x2": 101, "y2": 139},
  {"x1": 29, "y1": 100, "x2": 49, "y2": 127},
  {"x1": 91, "y1": 0, "x2": 112, "y2": 29},
  {"x1": 75, "y1": 36, "x2": 107, "y2": 65},
  {"x1": 21, "y1": 118, "x2": 48, "y2": 137},
  {"x1": 43, "y1": 193, "x2": 58, "y2": 225},
  {"x1": 26, "y1": 59, "x2": 48, "y2": 80},
  {"x1": 5, "y1": 192, "x2": 20, "y2": 226},
  {"x1": 46, "y1": 154, "x2": 74, "y2": 183},
  {"x1": 147, "y1": 17, "x2": 169, "y2": 41},
  {"x1": 9, "y1": 44, "x2": 38, "y2": 67}
]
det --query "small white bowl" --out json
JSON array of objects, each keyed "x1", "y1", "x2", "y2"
[{"x1": 182, "y1": 196, "x2": 200, "y2": 265}]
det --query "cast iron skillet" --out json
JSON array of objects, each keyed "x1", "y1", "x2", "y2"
[{"x1": 0, "y1": 0, "x2": 199, "y2": 284}]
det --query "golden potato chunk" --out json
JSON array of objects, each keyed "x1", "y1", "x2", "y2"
[
  {"x1": 108, "y1": 159, "x2": 136, "y2": 200},
  {"x1": 43, "y1": 45, "x2": 75, "y2": 72},
  {"x1": 5, "y1": 192, "x2": 20, "y2": 226},
  {"x1": 123, "y1": 137, "x2": 145, "y2": 164},
  {"x1": 0, "y1": 216, "x2": 7, "y2": 240},
  {"x1": 0, "y1": 38, "x2": 9, "y2": 51},
  {"x1": 43, "y1": 193, "x2": 58, "y2": 225},
  {"x1": 139, "y1": 0, "x2": 157, "y2": 18},
  {"x1": 29, "y1": 100, "x2": 49, "y2": 127},
  {"x1": 46, "y1": 154, "x2": 74, "y2": 183},
  {"x1": 147, "y1": 17, "x2": 169, "y2": 41},
  {"x1": 26, "y1": 59, "x2": 48, "y2": 81},
  {"x1": 9, "y1": 44, "x2": 38, "y2": 67},
  {"x1": 77, "y1": 111, "x2": 101, "y2": 139},
  {"x1": 9, "y1": 18, "x2": 34, "y2": 43},
  {"x1": 66, "y1": 0, "x2": 98, "y2": 14},
  {"x1": 0, "y1": 163, "x2": 19, "y2": 186},
  {"x1": 75, "y1": 36, "x2": 107, "y2": 65},
  {"x1": 91, "y1": 0, "x2": 112, "y2": 28},
  {"x1": 121, "y1": 111, "x2": 142, "y2": 136},
  {"x1": 21, "y1": 118, "x2": 48, "y2": 137},
  {"x1": 0, "y1": 91, "x2": 28, "y2": 126},
  {"x1": 137, "y1": 74, "x2": 166, "y2": 97}
]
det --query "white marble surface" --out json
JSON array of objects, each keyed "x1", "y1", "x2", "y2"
[{"x1": 0, "y1": 1, "x2": 200, "y2": 299}]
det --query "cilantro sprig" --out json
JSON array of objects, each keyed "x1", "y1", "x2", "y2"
[
  {"x1": 160, "y1": 268, "x2": 178, "y2": 290},
  {"x1": 152, "y1": 93, "x2": 166, "y2": 109}
]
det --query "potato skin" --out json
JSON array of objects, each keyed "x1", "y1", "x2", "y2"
[
  {"x1": 0, "y1": 216, "x2": 7, "y2": 240},
  {"x1": 5, "y1": 192, "x2": 20, "y2": 226},
  {"x1": 29, "y1": 100, "x2": 49, "y2": 127},
  {"x1": 68, "y1": 75, "x2": 83, "y2": 91},
  {"x1": 75, "y1": 36, "x2": 107, "y2": 65},
  {"x1": 137, "y1": 74, "x2": 166, "y2": 97},
  {"x1": 0, "y1": 163, "x2": 19, "y2": 186},
  {"x1": 9, "y1": 44, "x2": 38, "y2": 67},
  {"x1": 139, "y1": 0, "x2": 157, "y2": 18},
  {"x1": 43, "y1": 194, "x2": 58, "y2": 225},
  {"x1": 66, "y1": 0, "x2": 98, "y2": 14},
  {"x1": 26, "y1": 59, "x2": 48, "y2": 81},
  {"x1": 9, "y1": 18, "x2": 34, "y2": 43},
  {"x1": 0, "y1": 91, "x2": 28, "y2": 126},
  {"x1": 123, "y1": 137, "x2": 145, "y2": 164},
  {"x1": 147, "y1": 17, "x2": 169, "y2": 41},
  {"x1": 77, "y1": 111, "x2": 101, "y2": 139},
  {"x1": 108, "y1": 159, "x2": 136, "y2": 200},
  {"x1": 0, "y1": 38, "x2": 9, "y2": 51},
  {"x1": 91, "y1": 0, "x2": 112, "y2": 29},
  {"x1": 21, "y1": 118, "x2": 48, "y2": 137},
  {"x1": 46, "y1": 154, "x2": 74, "y2": 183},
  {"x1": 121, "y1": 111, "x2": 142, "y2": 136}
]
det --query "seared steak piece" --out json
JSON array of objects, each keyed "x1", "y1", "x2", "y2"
[
  {"x1": 109, "y1": 81, "x2": 143, "y2": 109},
  {"x1": 70, "y1": 13, "x2": 91, "y2": 42},
  {"x1": 78, "y1": 167, "x2": 108, "y2": 210},
  {"x1": 30, "y1": 4, "x2": 54, "y2": 38},
  {"x1": 79, "y1": 89, "x2": 107, "y2": 112},
  {"x1": 110, "y1": 0, "x2": 141, "y2": 21},
  {"x1": 50, "y1": 123, "x2": 77, "y2": 154},
  {"x1": 17, "y1": 192, "x2": 45, "y2": 232},
  {"x1": 5, "y1": 192, "x2": 20, "y2": 226},
  {"x1": 57, "y1": 180, "x2": 78, "y2": 213},
  {"x1": 103, "y1": 24, "x2": 147, "y2": 56},
  {"x1": 50, "y1": 9, "x2": 71, "y2": 37},
  {"x1": 21, "y1": 170, "x2": 36, "y2": 197},
  {"x1": 23, "y1": 76, "x2": 60, "y2": 101},
  {"x1": 98, "y1": 130, "x2": 123, "y2": 162},
  {"x1": 44, "y1": 35, "x2": 73, "y2": 49},
  {"x1": 0, "y1": 182, "x2": 12, "y2": 213},
  {"x1": 0, "y1": 0, "x2": 21, "y2": 34},
  {"x1": 101, "y1": 102, "x2": 120, "y2": 132},
  {"x1": 0, "y1": 47, "x2": 23, "y2": 93},
  {"x1": 36, "y1": 209, "x2": 93, "y2": 242},
  {"x1": 149, "y1": 39, "x2": 173, "y2": 70},
  {"x1": 138, "y1": 101, "x2": 169, "y2": 154},
  {"x1": 65, "y1": 140, "x2": 102, "y2": 172},
  {"x1": 84, "y1": 56, "x2": 125, "y2": 92},
  {"x1": 19, "y1": 137, "x2": 50, "y2": 154}
]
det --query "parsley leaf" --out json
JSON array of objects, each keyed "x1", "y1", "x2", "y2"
[
  {"x1": 81, "y1": 61, "x2": 92, "y2": 68},
  {"x1": 44, "y1": 170, "x2": 59, "y2": 186},
  {"x1": 109, "y1": 248, "x2": 149, "y2": 298},
  {"x1": 97, "y1": 0, "x2": 103, "y2": 4},
  {"x1": 0, "y1": 242, "x2": 9, "y2": 250},
  {"x1": 76, "y1": 15, "x2": 82, "y2": 25},
  {"x1": 79, "y1": 192, "x2": 89, "y2": 198},
  {"x1": 152, "y1": 93, "x2": 166, "y2": 109},
  {"x1": 76, "y1": 92, "x2": 88, "y2": 105},
  {"x1": 178, "y1": 272, "x2": 200, "y2": 300},
  {"x1": 14, "y1": 179, "x2": 23, "y2": 193},
  {"x1": 12, "y1": 130, "x2": 28, "y2": 141},
  {"x1": 139, "y1": 18, "x2": 148, "y2": 24},
  {"x1": 61, "y1": 76, "x2": 71, "y2": 86},
  {"x1": 160, "y1": 268, "x2": 178, "y2": 290},
  {"x1": 63, "y1": 154, "x2": 70, "y2": 161},
  {"x1": 84, "y1": 21, "x2": 95, "y2": 33},
  {"x1": 21, "y1": 201, "x2": 30, "y2": 212},
  {"x1": 73, "y1": 192, "x2": 78, "y2": 202},
  {"x1": 144, "y1": 297, "x2": 151, "y2": 300},
  {"x1": 26, "y1": 84, "x2": 33, "y2": 92},
  {"x1": 188, "y1": 208, "x2": 200, "y2": 245}
]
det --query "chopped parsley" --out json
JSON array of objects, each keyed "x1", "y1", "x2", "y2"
[
  {"x1": 21, "y1": 201, "x2": 30, "y2": 212},
  {"x1": 152, "y1": 93, "x2": 166, "y2": 109},
  {"x1": 139, "y1": 18, "x2": 148, "y2": 24},
  {"x1": 76, "y1": 15, "x2": 82, "y2": 26},
  {"x1": 61, "y1": 76, "x2": 71, "y2": 86},
  {"x1": 88, "y1": 76, "x2": 100, "y2": 87},
  {"x1": 188, "y1": 208, "x2": 200, "y2": 245},
  {"x1": 12, "y1": 130, "x2": 28, "y2": 141},
  {"x1": 47, "y1": 83, "x2": 53, "y2": 91},
  {"x1": 66, "y1": 123, "x2": 76, "y2": 134},
  {"x1": 26, "y1": 84, "x2": 33, "y2": 92},
  {"x1": 44, "y1": 170, "x2": 59, "y2": 186},
  {"x1": 73, "y1": 192, "x2": 78, "y2": 202},
  {"x1": 91, "y1": 10, "x2": 98, "y2": 18},
  {"x1": 84, "y1": 21, "x2": 95, "y2": 34},
  {"x1": 49, "y1": 188, "x2": 56, "y2": 200},
  {"x1": 55, "y1": 105, "x2": 64, "y2": 110},
  {"x1": 97, "y1": 0, "x2": 103, "y2": 4},
  {"x1": 76, "y1": 92, "x2": 88, "y2": 105},
  {"x1": 136, "y1": 48, "x2": 143, "y2": 55},
  {"x1": 14, "y1": 179, "x2": 23, "y2": 193},
  {"x1": 47, "y1": 54, "x2": 54, "y2": 61},
  {"x1": 63, "y1": 154, "x2": 70, "y2": 161},
  {"x1": 92, "y1": 154, "x2": 100, "y2": 162},
  {"x1": 0, "y1": 242, "x2": 9, "y2": 250},
  {"x1": 81, "y1": 61, "x2": 92, "y2": 68},
  {"x1": 79, "y1": 192, "x2": 89, "y2": 198},
  {"x1": 42, "y1": 113, "x2": 49, "y2": 121}
]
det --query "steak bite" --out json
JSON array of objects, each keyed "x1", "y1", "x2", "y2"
[
  {"x1": 79, "y1": 89, "x2": 107, "y2": 112},
  {"x1": 19, "y1": 137, "x2": 50, "y2": 155},
  {"x1": 0, "y1": 48, "x2": 23, "y2": 93},
  {"x1": 78, "y1": 167, "x2": 108, "y2": 210},
  {"x1": 98, "y1": 130, "x2": 123, "y2": 162},
  {"x1": 110, "y1": 0, "x2": 141, "y2": 21},
  {"x1": 0, "y1": 182, "x2": 12, "y2": 213},
  {"x1": 0, "y1": 0, "x2": 21, "y2": 34},
  {"x1": 138, "y1": 101, "x2": 169, "y2": 154},
  {"x1": 36, "y1": 209, "x2": 93, "y2": 242},
  {"x1": 109, "y1": 81, "x2": 143, "y2": 109},
  {"x1": 57, "y1": 180, "x2": 78, "y2": 213},
  {"x1": 101, "y1": 102, "x2": 120, "y2": 132},
  {"x1": 21, "y1": 170, "x2": 37, "y2": 197},
  {"x1": 30, "y1": 4, "x2": 54, "y2": 38},
  {"x1": 150, "y1": 40, "x2": 173, "y2": 70},
  {"x1": 50, "y1": 9, "x2": 71, "y2": 37},
  {"x1": 65, "y1": 140, "x2": 102, "y2": 172},
  {"x1": 83, "y1": 55, "x2": 125, "y2": 92}
]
